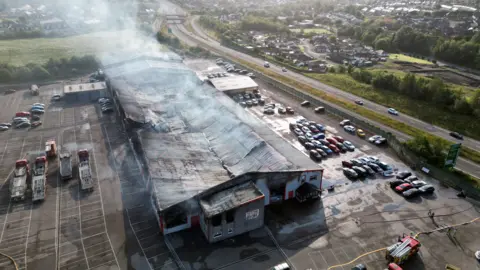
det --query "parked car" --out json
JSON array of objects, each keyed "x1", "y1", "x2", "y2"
[
  {"x1": 366, "y1": 156, "x2": 380, "y2": 163},
  {"x1": 293, "y1": 128, "x2": 304, "y2": 136},
  {"x1": 309, "y1": 150, "x2": 322, "y2": 161},
  {"x1": 388, "y1": 108, "x2": 399, "y2": 115},
  {"x1": 340, "y1": 119, "x2": 351, "y2": 126},
  {"x1": 377, "y1": 161, "x2": 392, "y2": 171},
  {"x1": 326, "y1": 137, "x2": 338, "y2": 144},
  {"x1": 270, "y1": 262, "x2": 289, "y2": 270},
  {"x1": 366, "y1": 163, "x2": 382, "y2": 173},
  {"x1": 301, "y1": 101, "x2": 310, "y2": 106},
  {"x1": 343, "y1": 141, "x2": 355, "y2": 151},
  {"x1": 411, "y1": 180, "x2": 427, "y2": 188},
  {"x1": 309, "y1": 125, "x2": 320, "y2": 133},
  {"x1": 319, "y1": 145, "x2": 332, "y2": 154},
  {"x1": 344, "y1": 125, "x2": 356, "y2": 133},
  {"x1": 350, "y1": 159, "x2": 364, "y2": 167},
  {"x1": 342, "y1": 160, "x2": 353, "y2": 168},
  {"x1": 16, "y1": 111, "x2": 31, "y2": 117},
  {"x1": 264, "y1": 108, "x2": 275, "y2": 114},
  {"x1": 357, "y1": 129, "x2": 366, "y2": 138},
  {"x1": 301, "y1": 126, "x2": 310, "y2": 134},
  {"x1": 0, "y1": 123, "x2": 11, "y2": 127},
  {"x1": 0, "y1": 126, "x2": 9, "y2": 131},
  {"x1": 328, "y1": 144, "x2": 340, "y2": 153},
  {"x1": 402, "y1": 188, "x2": 420, "y2": 198},
  {"x1": 343, "y1": 168, "x2": 358, "y2": 179},
  {"x1": 390, "y1": 180, "x2": 407, "y2": 188},
  {"x1": 311, "y1": 140, "x2": 323, "y2": 148},
  {"x1": 359, "y1": 157, "x2": 370, "y2": 164},
  {"x1": 419, "y1": 184, "x2": 435, "y2": 193},
  {"x1": 13, "y1": 117, "x2": 29, "y2": 123},
  {"x1": 319, "y1": 139, "x2": 330, "y2": 146},
  {"x1": 404, "y1": 175, "x2": 419, "y2": 182},
  {"x1": 52, "y1": 94, "x2": 62, "y2": 101},
  {"x1": 31, "y1": 105, "x2": 45, "y2": 111},
  {"x1": 352, "y1": 166, "x2": 367, "y2": 176},
  {"x1": 32, "y1": 103, "x2": 45, "y2": 107},
  {"x1": 355, "y1": 100, "x2": 364, "y2": 105},
  {"x1": 277, "y1": 107, "x2": 286, "y2": 114},
  {"x1": 15, "y1": 122, "x2": 31, "y2": 129},
  {"x1": 298, "y1": 136, "x2": 308, "y2": 145},
  {"x1": 31, "y1": 109, "x2": 45, "y2": 114},
  {"x1": 315, "y1": 124, "x2": 326, "y2": 132},
  {"x1": 239, "y1": 102, "x2": 247, "y2": 107},
  {"x1": 333, "y1": 136, "x2": 344, "y2": 143},
  {"x1": 361, "y1": 165, "x2": 375, "y2": 175},
  {"x1": 305, "y1": 132, "x2": 313, "y2": 140},
  {"x1": 450, "y1": 132, "x2": 463, "y2": 140},
  {"x1": 395, "y1": 183, "x2": 413, "y2": 193},
  {"x1": 316, "y1": 149, "x2": 328, "y2": 157},
  {"x1": 286, "y1": 107, "x2": 294, "y2": 114},
  {"x1": 313, "y1": 133, "x2": 325, "y2": 140},
  {"x1": 314, "y1": 106, "x2": 325, "y2": 113},
  {"x1": 304, "y1": 142, "x2": 315, "y2": 150},
  {"x1": 31, "y1": 121, "x2": 42, "y2": 127},
  {"x1": 368, "y1": 135, "x2": 387, "y2": 145},
  {"x1": 396, "y1": 171, "x2": 412, "y2": 180},
  {"x1": 336, "y1": 142, "x2": 347, "y2": 153},
  {"x1": 258, "y1": 98, "x2": 265, "y2": 105}
]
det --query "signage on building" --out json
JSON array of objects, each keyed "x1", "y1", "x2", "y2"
[
  {"x1": 444, "y1": 143, "x2": 461, "y2": 168},
  {"x1": 245, "y1": 209, "x2": 259, "y2": 220}
]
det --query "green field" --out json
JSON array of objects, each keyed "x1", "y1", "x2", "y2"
[
  {"x1": 0, "y1": 30, "x2": 165, "y2": 66},
  {"x1": 290, "y1": 28, "x2": 332, "y2": 35},
  {"x1": 388, "y1": 53, "x2": 433, "y2": 65}
]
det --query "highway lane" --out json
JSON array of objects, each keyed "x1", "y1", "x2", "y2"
[{"x1": 168, "y1": 21, "x2": 480, "y2": 178}]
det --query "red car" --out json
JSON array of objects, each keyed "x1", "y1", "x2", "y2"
[
  {"x1": 15, "y1": 111, "x2": 31, "y2": 117},
  {"x1": 328, "y1": 144, "x2": 340, "y2": 153},
  {"x1": 31, "y1": 121, "x2": 42, "y2": 127},
  {"x1": 309, "y1": 125, "x2": 320, "y2": 133},
  {"x1": 342, "y1": 160, "x2": 353, "y2": 168},
  {"x1": 326, "y1": 137, "x2": 338, "y2": 144},
  {"x1": 395, "y1": 183, "x2": 413, "y2": 193},
  {"x1": 333, "y1": 136, "x2": 344, "y2": 143}
]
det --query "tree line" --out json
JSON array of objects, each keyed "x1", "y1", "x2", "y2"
[
  {"x1": 338, "y1": 22, "x2": 480, "y2": 69},
  {"x1": 0, "y1": 55, "x2": 98, "y2": 83},
  {"x1": 330, "y1": 65, "x2": 480, "y2": 117}
]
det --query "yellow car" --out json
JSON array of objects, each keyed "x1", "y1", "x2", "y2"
[{"x1": 357, "y1": 129, "x2": 366, "y2": 138}]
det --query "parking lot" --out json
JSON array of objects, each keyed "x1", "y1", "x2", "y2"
[
  {"x1": 185, "y1": 59, "x2": 480, "y2": 270},
  {"x1": 0, "y1": 84, "x2": 173, "y2": 270}
]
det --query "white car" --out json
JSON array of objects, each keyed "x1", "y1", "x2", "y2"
[
  {"x1": 31, "y1": 109, "x2": 45, "y2": 114},
  {"x1": 13, "y1": 117, "x2": 29, "y2": 123},
  {"x1": 475, "y1": 250, "x2": 480, "y2": 260},
  {"x1": 52, "y1": 94, "x2": 62, "y2": 101},
  {"x1": 32, "y1": 103, "x2": 45, "y2": 107},
  {"x1": 366, "y1": 156, "x2": 379, "y2": 163},
  {"x1": 388, "y1": 108, "x2": 398, "y2": 115},
  {"x1": 412, "y1": 180, "x2": 427, "y2": 188},
  {"x1": 0, "y1": 123, "x2": 11, "y2": 127},
  {"x1": 15, "y1": 122, "x2": 31, "y2": 129},
  {"x1": 0, "y1": 126, "x2": 9, "y2": 131},
  {"x1": 344, "y1": 125, "x2": 356, "y2": 133}
]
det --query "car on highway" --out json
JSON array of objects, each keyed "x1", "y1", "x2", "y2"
[
  {"x1": 293, "y1": 128, "x2": 303, "y2": 136},
  {"x1": 396, "y1": 171, "x2": 412, "y2": 180},
  {"x1": 301, "y1": 100, "x2": 310, "y2": 106},
  {"x1": 411, "y1": 180, "x2": 427, "y2": 188},
  {"x1": 15, "y1": 121, "x2": 31, "y2": 129},
  {"x1": 315, "y1": 124, "x2": 326, "y2": 132},
  {"x1": 264, "y1": 62, "x2": 270, "y2": 68},
  {"x1": 388, "y1": 108, "x2": 399, "y2": 115},
  {"x1": 449, "y1": 132, "x2": 463, "y2": 140},
  {"x1": 286, "y1": 107, "x2": 294, "y2": 114},
  {"x1": 328, "y1": 144, "x2": 340, "y2": 153},
  {"x1": 333, "y1": 136, "x2": 344, "y2": 143},
  {"x1": 419, "y1": 184, "x2": 435, "y2": 193},
  {"x1": 336, "y1": 142, "x2": 347, "y2": 153},
  {"x1": 282, "y1": 67, "x2": 287, "y2": 72},
  {"x1": 368, "y1": 135, "x2": 383, "y2": 143},
  {"x1": 395, "y1": 183, "x2": 413, "y2": 193},
  {"x1": 340, "y1": 119, "x2": 351, "y2": 126},
  {"x1": 0, "y1": 126, "x2": 9, "y2": 131},
  {"x1": 352, "y1": 166, "x2": 367, "y2": 177},
  {"x1": 31, "y1": 121, "x2": 42, "y2": 127},
  {"x1": 355, "y1": 100, "x2": 364, "y2": 105},
  {"x1": 402, "y1": 188, "x2": 420, "y2": 198},
  {"x1": 344, "y1": 125, "x2": 356, "y2": 133},
  {"x1": 309, "y1": 150, "x2": 322, "y2": 161},
  {"x1": 343, "y1": 168, "x2": 358, "y2": 179},
  {"x1": 343, "y1": 141, "x2": 355, "y2": 151},
  {"x1": 314, "y1": 107, "x2": 325, "y2": 113},
  {"x1": 319, "y1": 145, "x2": 332, "y2": 154},
  {"x1": 298, "y1": 136, "x2": 307, "y2": 145},
  {"x1": 16, "y1": 111, "x2": 31, "y2": 117},
  {"x1": 357, "y1": 129, "x2": 366, "y2": 138}
]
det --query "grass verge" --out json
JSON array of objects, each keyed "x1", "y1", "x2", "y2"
[{"x1": 388, "y1": 53, "x2": 433, "y2": 65}]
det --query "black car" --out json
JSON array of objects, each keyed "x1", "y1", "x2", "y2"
[
  {"x1": 309, "y1": 150, "x2": 322, "y2": 161},
  {"x1": 304, "y1": 142, "x2": 315, "y2": 150},
  {"x1": 355, "y1": 100, "x2": 364, "y2": 105},
  {"x1": 336, "y1": 142, "x2": 347, "y2": 153},
  {"x1": 350, "y1": 159, "x2": 364, "y2": 167},
  {"x1": 351, "y1": 264, "x2": 366, "y2": 270},
  {"x1": 298, "y1": 136, "x2": 308, "y2": 145},
  {"x1": 343, "y1": 168, "x2": 358, "y2": 179},
  {"x1": 450, "y1": 132, "x2": 463, "y2": 140},
  {"x1": 361, "y1": 165, "x2": 375, "y2": 175},
  {"x1": 402, "y1": 188, "x2": 420, "y2": 198},
  {"x1": 352, "y1": 166, "x2": 367, "y2": 177},
  {"x1": 102, "y1": 107, "x2": 114, "y2": 113},
  {"x1": 289, "y1": 123, "x2": 297, "y2": 131},
  {"x1": 316, "y1": 149, "x2": 328, "y2": 157},
  {"x1": 396, "y1": 171, "x2": 412, "y2": 180},
  {"x1": 258, "y1": 98, "x2": 265, "y2": 105},
  {"x1": 301, "y1": 100, "x2": 310, "y2": 106},
  {"x1": 239, "y1": 102, "x2": 247, "y2": 107},
  {"x1": 367, "y1": 163, "x2": 382, "y2": 173},
  {"x1": 389, "y1": 180, "x2": 406, "y2": 188}
]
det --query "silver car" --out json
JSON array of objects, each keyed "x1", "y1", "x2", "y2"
[{"x1": 15, "y1": 122, "x2": 31, "y2": 129}]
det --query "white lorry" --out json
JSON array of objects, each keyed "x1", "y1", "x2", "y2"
[
  {"x1": 10, "y1": 159, "x2": 29, "y2": 201},
  {"x1": 78, "y1": 150, "x2": 93, "y2": 191},
  {"x1": 32, "y1": 156, "x2": 47, "y2": 202},
  {"x1": 59, "y1": 152, "x2": 73, "y2": 180}
]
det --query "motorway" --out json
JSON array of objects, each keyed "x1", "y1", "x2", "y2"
[{"x1": 168, "y1": 15, "x2": 480, "y2": 178}]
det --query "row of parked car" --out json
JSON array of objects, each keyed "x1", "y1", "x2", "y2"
[
  {"x1": 390, "y1": 171, "x2": 435, "y2": 198},
  {"x1": 233, "y1": 90, "x2": 265, "y2": 108},
  {"x1": 3, "y1": 103, "x2": 46, "y2": 130},
  {"x1": 216, "y1": 58, "x2": 255, "y2": 78},
  {"x1": 264, "y1": 103, "x2": 294, "y2": 115},
  {"x1": 98, "y1": 97, "x2": 114, "y2": 113},
  {"x1": 342, "y1": 156, "x2": 394, "y2": 179},
  {"x1": 290, "y1": 117, "x2": 356, "y2": 161}
]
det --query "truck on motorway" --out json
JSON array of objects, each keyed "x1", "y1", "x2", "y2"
[
  {"x1": 31, "y1": 84, "x2": 39, "y2": 96},
  {"x1": 78, "y1": 149, "x2": 93, "y2": 191},
  {"x1": 59, "y1": 152, "x2": 73, "y2": 180},
  {"x1": 32, "y1": 156, "x2": 47, "y2": 202},
  {"x1": 10, "y1": 159, "x2": 30, "y2": 201}
]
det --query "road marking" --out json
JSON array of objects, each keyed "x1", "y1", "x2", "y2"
[
  {"x1": 79, "y1": 207, "x2": 102, "y2": 214},
  {"x1": 328, "y1": 249, "x2": 344, "y2": 270},
  {"x1": 102, "y1": 125, "x2": 153, "y2": 270},
  {"x1": 23, "y1": 203, "x2": 33, "y2": 270},
  {"x1": 0, "y1": 201, "x2": 12, "y2": 245},
  {"x1": 87, "y1": 127, "x2": 120, "y2": 268},
  {"x1": 87, "y1": 259, "x2": 116, "y2": 270}
]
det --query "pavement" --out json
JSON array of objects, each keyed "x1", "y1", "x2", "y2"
[
  {"x1": 167, "y1": 13, "x2": 480, "y2": 178},
  {"x1": 0, "y1": 84, "x2": 174, "y2": 269}
]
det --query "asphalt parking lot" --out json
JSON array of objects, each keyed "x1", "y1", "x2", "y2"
[
  {"x1": 0, "y1": 84, "x2": 173, "y2": 270},
  {"x1": 185, "y1": 59, "x2": 480, "y2": 270}
]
